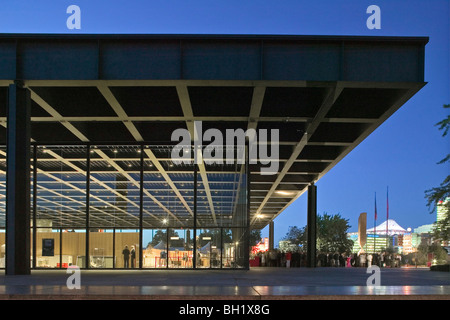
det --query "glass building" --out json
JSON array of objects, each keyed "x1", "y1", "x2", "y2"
[
  {"x1": 0, "y1": 34, "x2": 427, "y2": 274},
  {"x1": 0, "y1": 144, "x2": 249, "y2": 269}
]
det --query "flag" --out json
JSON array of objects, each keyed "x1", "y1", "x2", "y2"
[{"x1": 374, "y1": 192, "x2": 378, "y2": 221}]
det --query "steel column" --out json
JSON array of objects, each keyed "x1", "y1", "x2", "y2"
[
  {"x1": 6, "y1": 83, "x2": 31, "y2": 275},
  {"x1": 269, "y1": 221, "x2": 274, "y2": 251},
  {"x1": 307, "y1": 184, "x2": 317, "y2": 268}
]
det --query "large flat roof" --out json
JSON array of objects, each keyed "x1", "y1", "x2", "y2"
[{"x1": 0, "y1": 34, "x2": 427, "y2": 229}]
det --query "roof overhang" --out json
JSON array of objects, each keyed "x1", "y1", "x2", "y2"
[{"x1": 0, "y1": 34, "x2": 428, "y2": 229}]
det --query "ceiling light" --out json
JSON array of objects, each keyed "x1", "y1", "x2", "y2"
[{"x1": 275, "y1": 190, "x2": 294, "y2": 196}]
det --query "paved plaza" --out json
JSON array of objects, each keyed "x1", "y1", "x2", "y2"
[{"x1": 0, "y1": 267, "x2": 449, "y2": 300}]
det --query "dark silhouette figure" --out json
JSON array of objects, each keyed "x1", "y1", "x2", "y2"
[{"x1": 122, "y1": 245, "x2": 130, "y2": 268}]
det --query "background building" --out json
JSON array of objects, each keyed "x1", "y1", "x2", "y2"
[{"x1": 437, "y1": 198, "x2": 449, "y2": 223}]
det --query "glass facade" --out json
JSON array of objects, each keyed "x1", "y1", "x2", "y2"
[
  {"x1": 1, "y1": 144, "x2": 249, "y2": 270},
  {"x1": 0, "y1": 147, "x2": 5, "y2": 268}
]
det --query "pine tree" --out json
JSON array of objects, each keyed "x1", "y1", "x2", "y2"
[{"x1": 425, "y1": 104, "x2": 450, "y2": 242}]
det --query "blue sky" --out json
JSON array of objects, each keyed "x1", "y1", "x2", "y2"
[{"x1": 1, "y1": 0, "x2": 449, "y2": 243}]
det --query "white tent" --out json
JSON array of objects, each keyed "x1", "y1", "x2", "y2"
[{"x1": 367, "y1": 219, "x2": 407, "y2": 235}]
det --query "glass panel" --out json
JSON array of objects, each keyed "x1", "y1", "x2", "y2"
[
  {"x1": 0, "y1": 229, "x2": 5, "y2": 268},
  {"x1": 169, "y1": 229, "x2": 193, "y2": 268},
  {"x1": 89, "y1": 146, "x2": 140, "y2": 228},
  {"x1": 89, "y1": 229, "x2": 113, "y2": 268},
  {"x1": 36, "y1": 228, "x2": 60, "y2": 268},
  {"x1": 62, "y1": 229, "x2": 86, "y2": 268},
  {"x1": 197, "y1": 146, "x2": 247, "y2": 229},
  {"x1": 0, "y1": 146, "x2": 6, "y2": 267},
  {"x1": 143, "y1": 146, "x2": 194, "y2": 230},
  {"x1": 35, "y1": 146, "x2": 87, "y2": 231},
  {"x1": 222, "y1": 228, "x2": 234, "y2": 268},
  {"x1": 223, "y1": 228, "x2": 246, "y2": 268},
  {"x1": 0, "y1": 147, "x2": 5, "y2": 228},
  {"x1": 1, "y1": 142, "x2": 251, "y2": 270},
  {"x1": 115, "y1": 229, "x2": 139, "y2": 268},
  {"x1": 196, "y1": 228, "x2": 221, "y2": 268},
  {"x1": 30, "y1": 227, "x2": 33, "y2": 268},
  {"x1": 143, "y1": 229, "x2": 167, "y2": 268}
]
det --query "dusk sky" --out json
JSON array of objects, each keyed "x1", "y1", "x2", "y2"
[{"x1": 1, "y1": 1, "x2": 449, "y2": 243}]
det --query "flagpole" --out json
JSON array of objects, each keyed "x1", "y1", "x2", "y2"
[
  {"x1": 386, "y1": 186, "x2": 389, "y2": 250},
  {"x1": 374, "y1": 192, "x2": 377, "y2": 254}
]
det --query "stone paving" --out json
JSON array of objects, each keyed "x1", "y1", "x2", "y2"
[{"x1": 0, "y1": 267, "x2": 448, "y2": 300}]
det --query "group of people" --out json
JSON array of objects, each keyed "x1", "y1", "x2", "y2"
[
  {"x1": 349, "y1": 252, "x2": 403, "y2": 268},
  {"x1": 122, "y1": 245, "x2": 136, "y2": 268},
  {"x1": 255, "y1": 250, "x2": 308, "y2": 267},
  {"x1": 254, "y1": 249, "x2": 403, "y2": 268}
]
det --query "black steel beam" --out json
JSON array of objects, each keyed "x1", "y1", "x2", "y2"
[
  {"x1": 193, "y1": 164, "x2": 197, "y2": 268},
  {"x1": 85, "y1": 144, "x2": 90, "y2": 269},
  {"x1": 6, "y1": 83, "x2": 31, "y2": 275},
  {"x1": 32, "y1": 145, "x2": 37, "y2": 269},
  {"x1": 0, "y1": 34, "x2": 428, "y2": 82},
  {"x1": 139, "y1": 144, "x2": 144, "y2": 269}
]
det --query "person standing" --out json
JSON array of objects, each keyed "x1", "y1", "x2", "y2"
[
  {"x1": 346, "y1": 254, "x2": 352, "y2": 267},
  {"x1": 286, "y1": 251, "x2": 292, "y2": 268},
  {"x1": 359, "y1": 253, "x2": 367, "y2": 268},
  {"x1": 130, "y1": 245, "x2": 136, "y2": 268},
  {"x1": 367, "y1": 253, "x2": 373, "y2": 267},
  {"x1": 333, "y1": 252, "x2": 339, "y2": 267},
  {"x1": 122, "y1": 245, "x2": 130, "y2": 268}
]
